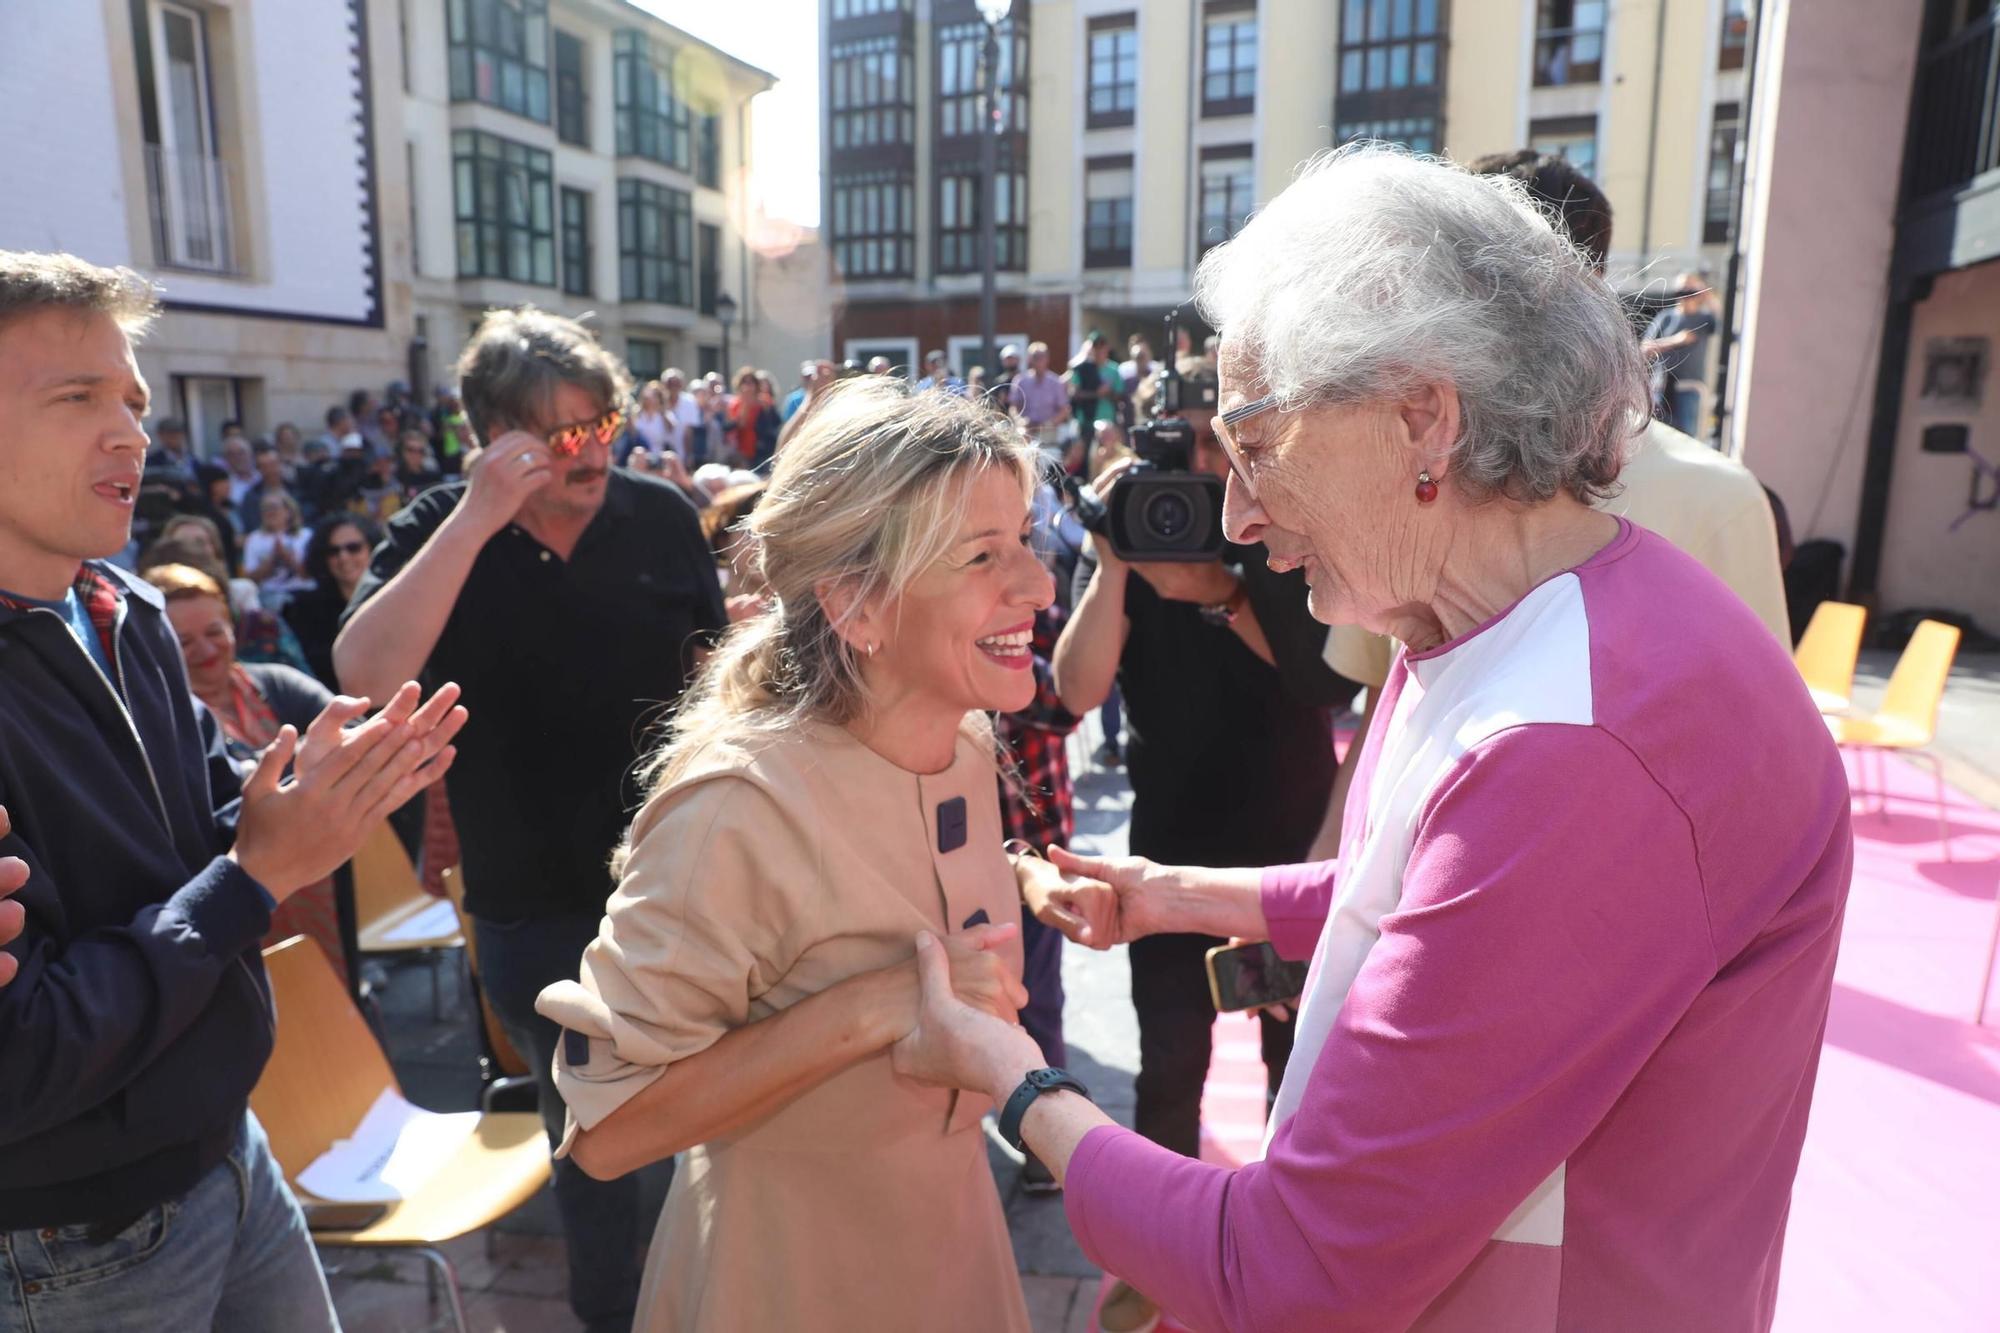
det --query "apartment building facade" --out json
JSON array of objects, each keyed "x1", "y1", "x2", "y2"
[
  {"x1": 821, "y1": 0, "x2": 1753, "y2": 375},
  {"x1": 400, "y1": 0, "x2": 780, "y2": 391},
  {"x1": 1730, "y1": 0, "x2": 2000, "y2": 633},
  {"x1": 1, "y1": 0, "x2": 415, "y2": 454}
]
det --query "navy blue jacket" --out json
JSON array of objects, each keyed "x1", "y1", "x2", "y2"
[{"x1": 0, "y1": 564, "x2": 277, "y2": 1228}]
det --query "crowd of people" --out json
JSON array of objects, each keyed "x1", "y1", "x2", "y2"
[{"x1": 1, "y1": 138, "x2": 1850, "y2": 1333}]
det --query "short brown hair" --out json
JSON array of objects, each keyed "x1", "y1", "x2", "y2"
[
  {"x1": 1466, "y1": 149, "x2": 1614, "y2": 270},
  {"x1": 0, "y1": 249, "x2": 159, "y2": 338},
  {"x1": 143, "y1": 563, "x2": 227, "y2": 605},
  {"x1": 455, "y1": 306, "x2": 633, "y2": 447},
  {"x1": 700, "y1": 480, "x2": 766, "y2": 555}
]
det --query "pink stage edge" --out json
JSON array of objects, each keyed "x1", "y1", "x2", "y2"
[{"x1": 1091, "y1": 750, "x2": 2000, "y2": 1333}]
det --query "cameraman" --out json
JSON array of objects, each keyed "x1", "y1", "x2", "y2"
[{"x1": 1051, "y1": 386, "x2": 1355, "y2": 1332}]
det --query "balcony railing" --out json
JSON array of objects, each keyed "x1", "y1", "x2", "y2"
[
  {"x1": 1533, "y1": 27, "x2": 1604, "y2": 87},
  {"x1": 1907, "y1": 11, "x2": 2000, "y2": 203},
  {"x1": 145, "y1": 144, "x2": 241, "y2": 275}
]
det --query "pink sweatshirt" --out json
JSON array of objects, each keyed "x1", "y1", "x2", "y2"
[{"x1": 1064, "y1": 521, "x2": 1853, "y2": 1331}]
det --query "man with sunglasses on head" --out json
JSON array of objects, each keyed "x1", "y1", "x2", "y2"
[{"x1": 335, "y1": 307, "x2": 725, "y2": 1333}]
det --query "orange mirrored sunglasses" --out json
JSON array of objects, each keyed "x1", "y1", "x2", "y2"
[{"x1": 546, "y1": 406, "x2": 625, "y2": 457}]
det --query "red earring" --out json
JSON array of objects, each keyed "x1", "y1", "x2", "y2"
[{"x1": 1415, "y1": 470, "x2": 1438, "y2": 504}]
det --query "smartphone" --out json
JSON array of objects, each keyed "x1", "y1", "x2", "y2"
[{"x1": 1205, "y1": 941, "x2": 1311, "y2": 1013}]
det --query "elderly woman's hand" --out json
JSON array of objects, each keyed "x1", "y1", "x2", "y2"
[
  {"x1": 892, "y1": 931, "x2": 1047, "y2": 1098},
  {"x1": 888, "y1": 921, "x2": 1030, "y2": 1033},
  {"x1": 1041, "y1": 847, "x2": 1178, "y2": 949},
  {"x1": 1014, "y1": 851, "x2": 1112, "y2": 940}
]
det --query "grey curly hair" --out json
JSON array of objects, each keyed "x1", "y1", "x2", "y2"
[{"x1": 1193, "y1": 143, "x2": 1647, "y2": 504}]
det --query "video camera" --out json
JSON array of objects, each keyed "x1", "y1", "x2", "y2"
[{"x1": 1064, "y1": 314, "x2": 1226, "y2": 563}]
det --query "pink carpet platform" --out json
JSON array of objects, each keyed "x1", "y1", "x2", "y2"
[{"x1": 1093, "y1": 750, "x2": 2000, "y2": 1331}]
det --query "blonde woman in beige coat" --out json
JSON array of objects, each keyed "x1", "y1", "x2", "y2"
[{"x1": 537, "y1": 379, "x2": 1095, "y2": 1332}]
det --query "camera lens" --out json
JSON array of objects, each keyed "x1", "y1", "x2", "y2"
[{"x1": 1142, "y1": 490, "x2": 1193, "y2": 541}]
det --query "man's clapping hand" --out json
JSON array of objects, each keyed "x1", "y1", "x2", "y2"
[
  {"x1": 0, "y1": 805, "x2": 27, "y2": 986},
  {"x1": 230, "y1": 682, "x2": 467, "y2": 900}
]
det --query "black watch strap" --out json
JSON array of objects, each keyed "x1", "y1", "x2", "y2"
[{"x1": 998, "y1": 1067, "x2": 1090, "y2": 1152}]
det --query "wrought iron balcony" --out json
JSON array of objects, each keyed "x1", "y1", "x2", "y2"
[{"x1": 1906, "y1": 10, "x2": 2000, "y2": 203}]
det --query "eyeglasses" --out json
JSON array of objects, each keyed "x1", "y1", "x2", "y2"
[
  {"x1": 546, "y1": 406, "x2": 626, "y2": 458},
  {"x1": 328, "y1": 541, "x2": 369, "y2": 557},
  {"x1": 1213, "y1": 394, "x2": 1280, "y2": 497}
]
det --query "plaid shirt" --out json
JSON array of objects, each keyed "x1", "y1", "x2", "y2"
[
  {"x1": 0, "y1": 564, "x2": 123, "y2": 669},
  {"x1": 996, "y1": 602, "x2": 1080, "y2": 851}
]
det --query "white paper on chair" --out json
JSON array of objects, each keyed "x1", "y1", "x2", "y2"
[
  {"x1": 380, "y1": 897, "x2": 459, "y2": 944},
  {"x1": 296, "y1": 1089, "x2": 479, "y2": 1203}
]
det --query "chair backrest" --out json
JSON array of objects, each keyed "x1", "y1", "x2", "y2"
[
  {"x1": 250, "y1": 936, "x2": 401, "y2": 1182},
  {"x1": 439, "y1": 866, "x2": 531, "y2": 1078},
  {"x1": 1793, "y1": 600, "x2": 1867, "y2": 701},
  {"x1": 1878, "y1": 619, "x2": 1962, "y2": 741},
  {"x1": 352, "y1": 820, "x2": 426, "y2": 932}
]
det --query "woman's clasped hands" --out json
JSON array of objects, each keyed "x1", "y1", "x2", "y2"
[{"x1": 892, "y1": 930, "x2": 1046, "y2": 1097}]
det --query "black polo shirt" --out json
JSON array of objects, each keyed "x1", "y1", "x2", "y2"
[
  {"x1": 345, "y1": 471, "x2": 725, "y2": 921},
  {"x1": 1074, "y1": 542, "x2": 1356, "y2": 869}
]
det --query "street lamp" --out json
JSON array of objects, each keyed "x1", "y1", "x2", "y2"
[
  {"x1": 976, "y1": 0, "x2": 1012, "y2": 394},
  {"x1": 715, "y1": 289, "x2": 738, "y2": 378}
]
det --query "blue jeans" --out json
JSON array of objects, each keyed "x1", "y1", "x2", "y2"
[
  {"x1": 1018, "y1": 910, "x2": 1068, "y2": 1069},
  {"x1": 1669, "y1": 385, "x2": 1702, "y2": 437},
  {"x1": 1100, "y1": 686, "x2": 1123, "y2": 751},
  {"x1": 0, "y1": 1111, "x2": 337, "y2": 1332},
  {"x1": 475, "y1": 912, "x2": 648, "y2": 1332}
]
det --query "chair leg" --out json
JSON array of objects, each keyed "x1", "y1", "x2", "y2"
[
  {"x1": 1979, "y1": 884, "x2": 2000, "y2": 1026},
  {"x1": 413, "y1": 1245, "x2": 470, "y2": 1333},
  {"x1": 429, "y1": 950, "x2": 443, "y2": 1022},
  {"x1": 1922, "y1": 751, "x2": 1952, "y2": 865}
]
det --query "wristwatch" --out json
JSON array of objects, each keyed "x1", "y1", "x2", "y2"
[
  {"x1": 1197, "y1": 579, "x2": 1248, "y2": 627},
  {"x1": 998, "y1": 1068, "x2": 1091, "y2": 1152}
]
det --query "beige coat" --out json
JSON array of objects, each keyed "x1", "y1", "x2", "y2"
[{"x1": 537, "y1": 721, "x2": 1032, "y2": 1333}]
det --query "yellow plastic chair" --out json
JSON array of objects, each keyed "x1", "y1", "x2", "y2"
[
  {"x1": 251, "y1": 937, "x2": 550, "y2": 1333},
  {"x1": 1794, "y1": 600, "x2": 1867, "y2": 714},
  {"x1": 352, "y1": 821, "x2": 464, "y2": 1016},
  {"x1": 1826, "y1": 619, "x2": 1962, "y2": 863}
]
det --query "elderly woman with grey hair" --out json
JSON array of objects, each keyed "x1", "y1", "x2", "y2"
[{"x1": 891, "y1": 146, "x2": 1852, "y2": 1331}]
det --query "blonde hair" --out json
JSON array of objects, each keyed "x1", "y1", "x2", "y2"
[
  {"x1": 142, "y1": 562, "x2": 226, "y2": 604},
  {"x1": 617, "y1": 378, "x2": 1035, "y2": 867}
]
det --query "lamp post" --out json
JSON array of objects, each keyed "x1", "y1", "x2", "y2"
[
  {"x1": 715, "y1": 289, "x2": 738, "y2": 379},
  {"x1": 976, "y1": 0, "x2": 1012, "y2": 393}
]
